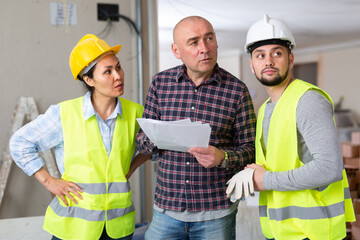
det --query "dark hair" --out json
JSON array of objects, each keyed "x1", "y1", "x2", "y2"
[
  {"x1": 248, "y1": 39, "x2": 292, "y2": 54},
  {"x1": 77, "y1": 63, "x2": 97, "y2": 94}
]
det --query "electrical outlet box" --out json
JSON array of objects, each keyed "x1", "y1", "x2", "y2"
[{"x1": 97, "y1": 3, "x2": 119, "y2": 21}]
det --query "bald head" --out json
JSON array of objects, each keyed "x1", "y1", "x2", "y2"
[
  {"x1": 173, "y1": 16, "x2": 215, "y2": 44},
  {"x1": 170, "y1": 15, "x2": 218, "y2": 82}
]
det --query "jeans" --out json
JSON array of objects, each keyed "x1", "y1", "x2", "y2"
[
  {"x1": 145, "y1": 209, "x2": 236, "y2": 240},
  {"x1": 51, "y1": 227, "x2": 133, "y2": 240}
]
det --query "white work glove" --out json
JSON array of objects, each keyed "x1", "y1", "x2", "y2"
[{"x1": 226, "y1": 168, "x2": 255, "y2": 202}]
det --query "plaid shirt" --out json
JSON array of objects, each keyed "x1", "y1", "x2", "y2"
[{"x1": 136, "y1": 64, "x2": 256, "y2": 211}]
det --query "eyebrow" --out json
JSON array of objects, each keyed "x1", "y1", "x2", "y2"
[
  {"x1": 103, "y1": 61, "x2": 120, "y2": 69},
  {"x1": 186, "y1": 32, "x2": 215, "y2": 44},
  {"x1": 253, "y1": 46, "x2": 284, "y2": 54}
]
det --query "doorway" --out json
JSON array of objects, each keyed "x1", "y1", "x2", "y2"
[{"x1": 293, "y1": 62, "x2": 317, "y2": 86}]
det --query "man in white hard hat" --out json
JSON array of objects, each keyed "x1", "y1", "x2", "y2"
[{"x1": 228, "y1": 14, "x2": 355, "y2": 239}]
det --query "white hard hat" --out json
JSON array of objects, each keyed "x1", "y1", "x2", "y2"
[{"x1": 245, "y1": 14, "x2": 296, "y2": 54}]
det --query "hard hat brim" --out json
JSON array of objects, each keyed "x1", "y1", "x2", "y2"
[{"x1": 108, "y1": 44, "x2": 122, "y2": 56}]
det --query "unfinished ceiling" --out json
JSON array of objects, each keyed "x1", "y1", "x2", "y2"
[{"x1": 157, "y1": 0, "x2": 360, "y2": 56}]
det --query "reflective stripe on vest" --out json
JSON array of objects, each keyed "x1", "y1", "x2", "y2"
[
  {"x1": 49, "y1": 181, "x2": 132, "y2": 221},
  {"x1": 50, "y1": 197, "x2": 135, "y2": 221},
  {"x1": 259, "y1": 201, "x2": 344, "y2": 220},
  {"x1": 255, "y1": 79, "x2": 355, "y2": 240},
  {"x1": 76, "y1": 182, "x2": 131, "y2": 194},
  {"x1": 259, "y1": 187, "x2": 352, "y2": 219}
]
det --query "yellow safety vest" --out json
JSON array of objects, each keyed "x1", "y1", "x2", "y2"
[
  {"x1": 43, "y1": 96, "x2": 143, "y2": 240},
  {"x1": 256, "y1": 79, "x2": 355, "y2": 240}
]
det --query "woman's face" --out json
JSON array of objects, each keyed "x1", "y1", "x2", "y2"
[{"x1": 84, "y1": 54, "x2": 124, "y2": 99}]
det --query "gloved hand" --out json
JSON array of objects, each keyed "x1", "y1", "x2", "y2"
[{"x1": 226, "y1": 168, "x2": 255, "y2": 202}]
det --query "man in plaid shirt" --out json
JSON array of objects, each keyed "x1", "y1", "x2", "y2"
[{"x1": 135, "y1": 16, "x2": 256, "y2": 240}]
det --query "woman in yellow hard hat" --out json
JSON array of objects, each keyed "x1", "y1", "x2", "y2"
[{"x1": 10, "y1": 34, "x2": 150, "y2": 240}]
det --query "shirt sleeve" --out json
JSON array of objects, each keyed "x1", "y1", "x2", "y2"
[
  {"x1": 9, "y1": 104, "x2": 63, "y2": 176},
  {"x1": 136, "y1": 78, "x2": 159, "y2": 154},
  {"x1": 226, "y1": 85, "x2": 256, "y2": 170},
  {"x1": 263, "y1": 90, "x2": 343, "y2": 191}
]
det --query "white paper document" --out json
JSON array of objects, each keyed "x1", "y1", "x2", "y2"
[{"x1": 137, "y1": 118, "x2": 211, "y2": 152}]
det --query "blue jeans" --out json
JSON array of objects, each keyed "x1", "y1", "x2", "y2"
[
  {"x1": 145, "y1": 209, "x2": 236, "y2": 240},
  {"x1": 51, "y1": 227, "x2": 133, "y2": 240}
]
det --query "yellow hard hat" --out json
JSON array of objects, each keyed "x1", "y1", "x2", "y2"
[{"x1": 69, "y1": 34, "x2": 122, "y2": 80}]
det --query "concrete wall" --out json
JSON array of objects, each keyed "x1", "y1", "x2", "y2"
[{"x1": 0, "y1": 0, "x2": 142, "y2": 220}]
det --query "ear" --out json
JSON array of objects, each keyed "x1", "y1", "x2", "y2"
[
  {"x1": 249, "y1": 59, "x2": 255, "y2": 74},
  {"x1": 171, "y1": 43, "x2": 181, "y2": 59},
  {"x1": 83, "y1": 75, "x2": 95, "y2": 87},
  {"x1": 289, "y1": 52, "x2": 294, "y2": 67}
]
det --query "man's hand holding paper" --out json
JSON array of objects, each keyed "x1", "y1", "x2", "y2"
[{"x1": 136, "y1": 118, "x2": 211, "y2": 153}]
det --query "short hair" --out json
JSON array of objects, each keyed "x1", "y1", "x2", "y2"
[{"x1": 247, "y1": 39, "x2": 292, "y2": 54}]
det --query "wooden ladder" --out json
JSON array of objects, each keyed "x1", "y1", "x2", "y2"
[{"x1": 0, "y1": 97, "x2": 60, "y2": 206}]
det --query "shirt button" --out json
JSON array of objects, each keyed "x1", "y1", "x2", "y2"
[
  {"x1": 194, "y1": 89, "x2": 197, "y2": 93},
  {"x1": 191, "y1": 106, "x2": 195, "y2": 110},
  {"x1": 186, "y1": 180, "x2": 189, "y2": 183},
  {"x1": 186, "y1": 162, "x2": 190, "y2": 165}
]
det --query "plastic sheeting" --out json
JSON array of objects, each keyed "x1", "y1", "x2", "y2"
[{"x1": 235, "y1": 192, "x2": 264, "y2": 240}]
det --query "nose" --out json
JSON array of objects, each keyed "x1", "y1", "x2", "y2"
[
  {"x1": 198, "y1": 40, "x2": 209, "y2": 53},
  {"x1": 265, "y1": 55, "x2": 274, "y2": 67},
  {"x1": 113, "y1": 69, "x2": 122, "y2": 81}
]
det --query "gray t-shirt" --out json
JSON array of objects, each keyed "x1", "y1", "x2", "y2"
[
  {"x1": 153, "y1": 201, "x2": 238, "y2": 222},
  {"x1": 262, "y1": 90, "x2": 343, "y2": 191}
]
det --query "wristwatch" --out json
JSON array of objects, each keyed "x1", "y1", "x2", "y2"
[{"x1": 218, "y1": 151, "x2": 229, "y2": 168}]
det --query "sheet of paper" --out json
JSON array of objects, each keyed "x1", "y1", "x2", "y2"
[{"x1": 137, "y1": 118, "x2": 211, "y2": 152}]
